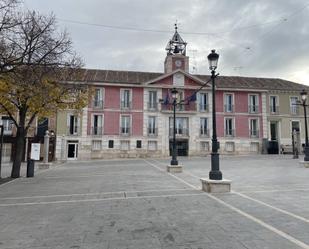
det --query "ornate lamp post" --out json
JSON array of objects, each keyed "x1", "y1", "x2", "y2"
[
  {"x1": 207, "y1": 50, "x2": 222, "y2": 180},
  {"x1": 300, "y1": 90, "x2": 309, "y2": 161},
  {"x1": 170, "y1": 88, "x2": 179, "y2": 166}
]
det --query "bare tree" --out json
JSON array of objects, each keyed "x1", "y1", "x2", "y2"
[{"x1": 0, "y1": 9, "x2": 89, "y2": 178}]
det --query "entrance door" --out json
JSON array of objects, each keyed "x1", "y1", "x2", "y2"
[
  {"x1": 169, "y1": 140, "x2": 189, "y2": 156},
  {"x1": 269, "y1": 122, "x2": 279, "y2": 154},
  {"x1": 67, "y1": 143, "x2": 78, "y2": 159}
]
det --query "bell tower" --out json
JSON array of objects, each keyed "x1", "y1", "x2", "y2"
[{"x1": 164, "y1": 24, "x2": 189, "y2": 73}]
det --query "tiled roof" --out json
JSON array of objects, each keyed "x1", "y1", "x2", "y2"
[{"x1": 71, "y1": 68, "x2": 307, "y2": 91}]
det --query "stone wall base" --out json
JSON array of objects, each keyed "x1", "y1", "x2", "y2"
[
  {"x1": 200, "y1": 178, "x2": 231, "y2": 193},
  {"x1": 167, "y1": 165, "x2": 183, "y2": 173}
]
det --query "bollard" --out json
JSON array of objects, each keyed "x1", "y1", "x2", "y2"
[{"x1": 27, "y1": 158, "x2": 35, "y2": 177}]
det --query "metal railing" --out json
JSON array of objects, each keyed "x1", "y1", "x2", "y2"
[
  {"x1": 120, "y1": 127, "x2": 131, "y2": 136},
  {"x1": 93, "y1": 100, "x2": 104, "y2": 108},
  {"x1": 250, "y1": 129, "x2": 259, "y2": 138},
  {"x1": 270, "y1": 105, "x2": 280, "y2": 114},
  {"x1": 224, "y1": 129, "x2": 235, "y2": 137},
  {"x1": 121, "y1": 101, "x2": 132, "y2": 110},
  {"x1": 224, "y1": 104, "x2": 234, "y2": 113},
  {"x1": 290, "y1": 106, "x2": 299, "y2": 115},
  {"x1": 248, "y1": 105, "x2": 259, "y2": 113},
  {"x1": 67, "y1": 126, "x2": 80, "y2": 136},
  {"x1": 147, "y1": 102, "x2": 158, "y2": 111},
  {"x1": 199, "y1": 104, "x2": 209, "y2": 112},
  {"x1": 147, "y1": 127, "x2": 158, "y2": 136},
  {"x1": 169, "y1": 128, "x2": 189, "y2": 137},
  {"x1": 90, "y1": 126, "x2": 103, "y2": 135},
  {"x1": 200, "y1": 128, "x2": 209, "y2": 137}
]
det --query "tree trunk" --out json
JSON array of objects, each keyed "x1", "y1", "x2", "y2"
[{"x1": 11, "y1": 127, "x2": 26, "y2": 178}]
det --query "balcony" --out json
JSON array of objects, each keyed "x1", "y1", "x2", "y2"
[
  {"x1": 270, "y1": 106, "x2": 279, "y2": 114},
  {"x1": 200, "y1": 128, "x2": 209, "y2": 137},
  {"x1": 248, "y1": 105, "x2": 259, "y2": 114},
  {"x1": 67, "y1": 126, "x2": 80, "y2": 136},
  {"x1": 161, "y1": 103, "x2": 196, "y2": 112},
  {"x1": 224, "y1": 104, "x2": 234, "y2": 113},
  {"x1": 225, "y1": 129, "x2": 235, "y2": 137},
  {"x1": 147, "y1": 127, "x2": 158, "y2": 137},
  {"x1": 169, "y1": 128, "x2": 189, "y2": 137},
  {"x1": 90, "y1": 126, "x2": 103, "y2": 135},
  {"x1": 120, "y1": 127, "x2": 131, "y2": 136},
  {"x1": 199, "y1": 104, "x2": 209, "y2": 112},
  {"x1": 147, "y1": 102, "x2": 158, "y2": 111},
  {"x1": 93, "y1": 100, "x2": 104, "y2": 109},
  {"x1": 121, "y1": 101, "x2": 132, "y2": 110},
  {"x1": 250, "y1": 129, "x2": 259, "y2": 138}
]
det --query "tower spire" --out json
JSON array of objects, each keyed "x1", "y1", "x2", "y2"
[{"x1": 165, "y1": 23, "x2": 187, "y2": 56}]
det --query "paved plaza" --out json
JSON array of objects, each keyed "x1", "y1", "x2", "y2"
[{"x1": 0, "y1": 155, "x2": 309, "y2": 249}]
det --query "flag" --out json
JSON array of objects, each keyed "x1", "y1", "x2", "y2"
[
  {"x1": 163, "y1": 91, "x2": 170, "y2": 105},
  {"x1": 187, "y1": 92, "x2": 197, "y2": 102}
]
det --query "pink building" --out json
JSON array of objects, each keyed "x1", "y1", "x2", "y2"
[{"x1": 55, "y1": 26, "x2": 305, "y2": 160}]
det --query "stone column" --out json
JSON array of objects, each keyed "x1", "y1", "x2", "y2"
[{"x1": 39, "y1": 130, "x2": 50, "y2": 169}]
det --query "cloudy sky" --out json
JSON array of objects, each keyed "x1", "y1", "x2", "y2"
[{"x1": 23, "y1": 0, "x2": 309, "y2": 84}]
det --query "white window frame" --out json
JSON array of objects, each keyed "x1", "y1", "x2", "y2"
[
  {"x1": 120, "y1": 115, "x2": 131, "y2": 135},
  {"x1": 148, "y1": 90, "x2": 158, "y2": 110},
  {"x1": 224, "y1": 117, "x2": 235, "y2": 137},
  {"x1": 93, "y1": 88, "x2": 104, "y2": 108},
  {"x1": 120, "y1": 89, "x2": 132, "y2": 109},
  {"x1": 148, "y1": 116, "x2": 157, "y2": 135},
  {"x1": 67, "y1": 114, "x2": 79, "y2": 135},
  {"x1": 248, "y1": 94, "x2": 259, "y2": 113},
  {"x1": 199, "y1": 92, "x2": 208, "y2": 112},
  {"x1": 269, "y1": 95, "x2": 279, "y2": 113},
  {"x1": 224, "y1": 93, "x2": 234, "y2": 113},
  {"x1": 92, "y1": 114, "x2": 103, "y2": 135},
  {"x1": 200, "y1": 117, "x2": 208, "y2": 136},
  {"x1": 290, "y1": 96, "x2": 299, "y2": 114},
  {"x1": 249, "y1": 118, "x2": 259, "y2": 137}
]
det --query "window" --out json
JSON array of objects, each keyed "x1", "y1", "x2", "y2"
[
  {"x1": 250, "y1": 119, "x2": 259, "y2": 137},
  {"x1": 176, "y1": 91, "x2": 184, "y2": 111},
  {"x1": 148, "y1": 116, "x2": 157, "y2": 136},
  {"x1": 225, "y1": 118, "x2": 234, "y2": 137},
  {"x1": 148, "y1": 141, "x2": 157, "y2": 151},
  {"x1": 249, "y1": 95, "x2": 258, "y2": 113},
  {"x1": 291, "y1": 121, "x2": 300, "y2": 132},
  {"x1": 148, "y1": 91, "x2": 157, "y2": 110},
  {"x1": 108, "y1": 140, "x2": 114, "y2": 148},
  {"x1": 93, "y1": 88, "x2": 103, "y2": 108},
  {"x1": 136, "y1": 140, "x2": 142, "y2": 148},
  {"x1": 224, "y1": 94, "x2": 233, "y2": 112},
  {"x1": 169, "y1": 117, "x2": 188, "y2": 136},
  {"x1": 199, "y1": 93, "x2": 208, "y2": 112},
  {"x1": 92, "y1": 115, "x2": 103, "y2": 135},
  {"x1": 120, "y1": 140, "x2": 130, "y2": 150},
  {"x1": 200, "y1": 118, "x2": 208, "y2": 136},
  {"x1": 121, "y1": 89, "x2": 131, "y2": 109},
  {"x1": 120, "y1": 116, "x2": 131, "y2": 135},
  {"x1": 200, "y1": 142, "x2": 209, "y2": 151},
  {"x1": 68, "y1": 115, "x2": 79, "y2": 135},
  {"x1": 270, "y1": 96, "x2": 278, "y2": 113},
  {"x1": 1, "y1": 117, "x2": 13, "y2": 135},
  {"x1": 92, "y1": 140, "x2": 102, "y2": 150},
  {"x1": 290, "y1": 97, "x2": 299, "y2": 114}
]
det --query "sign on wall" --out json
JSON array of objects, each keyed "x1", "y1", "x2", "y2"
[{"x1": 30, "y1": 143, "x2": 41, "y2": 160}]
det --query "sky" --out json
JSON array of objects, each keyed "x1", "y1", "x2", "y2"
[{"x1": 23, "y1": 0, "x2": 309, "y2": 85}]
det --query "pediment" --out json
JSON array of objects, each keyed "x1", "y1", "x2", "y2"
[{"x1": 143, "y1": 69, "x2": 209, "y2": 88}]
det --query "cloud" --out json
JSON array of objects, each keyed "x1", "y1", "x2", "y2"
[{"x1": 23, "y1": 0, "x2": 309, "y2": 84}]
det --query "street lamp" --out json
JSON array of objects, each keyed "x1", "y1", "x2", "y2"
[
  {"x1": 207, "y1": 49, "x2": 222, "y2": 180},
  {"x1": 171, "y1": 88, "x2": 179, "y2": 166},
  {"x1": 300, "y1": 89, "x2": 309, "y2": 161}
]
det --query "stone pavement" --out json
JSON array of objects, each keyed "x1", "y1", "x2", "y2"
[{"x1": 0, "y1": 155, "x2": 309, "y2": 249}]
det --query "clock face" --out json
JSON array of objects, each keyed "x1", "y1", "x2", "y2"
[{"x1": 175, "y1": 60, "x2": 182, "y2": 67}]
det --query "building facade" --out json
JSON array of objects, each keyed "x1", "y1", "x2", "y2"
[{"x1": 54, "y1": 27, "x2": 308, "y2": 161}]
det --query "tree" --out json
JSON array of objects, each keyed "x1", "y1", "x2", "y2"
[{"x1": 0, "y1": 6, "x2": 89, "y2": 178}]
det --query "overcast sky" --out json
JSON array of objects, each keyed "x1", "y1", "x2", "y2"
[{"x1": 23, "y1": 0, "x2": 309, "y2": 85}]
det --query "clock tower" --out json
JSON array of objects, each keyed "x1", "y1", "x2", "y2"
[{"x1": 164, "y1": 24, "x2": 189, "y2": 73}]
